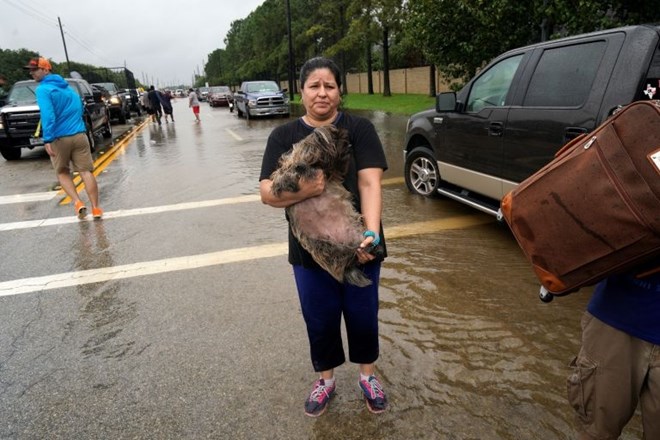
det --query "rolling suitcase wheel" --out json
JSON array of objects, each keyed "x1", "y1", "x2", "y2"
[{"x1": 539, "y1": 286, "x2": 554, "y2": 303}]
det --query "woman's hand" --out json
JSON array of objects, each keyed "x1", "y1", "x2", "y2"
[
  {"x1": 356, "y1": 232, "x2": 378, "y2": 264},
  {"x1": 356, "y1": 245, "x2": 376, "y2": 264},
  {"x1": 260, "y1": 170, "x2": 325, "y2": 208},
  {"x1": 298, "y1": 170, "x2": 325, "y2": 198}
]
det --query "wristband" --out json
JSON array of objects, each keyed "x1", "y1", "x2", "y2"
[{"x1": 363, "y1": 230, "x2": 380, "y2": 246}]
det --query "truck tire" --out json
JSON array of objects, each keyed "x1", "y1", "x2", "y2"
[
  {"x1": 0, "y1": 146, "x2": 21, "y2": 161},
  {"x1": 404, "y1": 146, "x2": 441, "y2": 197}
]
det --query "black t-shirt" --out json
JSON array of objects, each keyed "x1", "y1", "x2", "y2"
[{"x1": 259, "y1": 112, "x2": 388, "y2": 267}]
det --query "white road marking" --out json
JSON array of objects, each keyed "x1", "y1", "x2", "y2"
[
  {"x1": 226, "y1": 129, "x2": 243, "y2": 141},
  {"x1": 0, "y1": 243, "x2": 288, "y2": 297},
  {"x1": 0, "y1": 194, "x2": 261, "y2": 232},
  {"x1": 0, "y1": 215, "x2": 492, "y2": 297},
  {"x1": 0, "y1": 192, "x2": 57, "y2": 205}
]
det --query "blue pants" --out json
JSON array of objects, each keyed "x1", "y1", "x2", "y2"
[{"x1": 293, "y1": 263, "x2": 381, "y2": 372}]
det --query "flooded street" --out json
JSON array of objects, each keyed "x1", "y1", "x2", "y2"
[{"x1": 0, "y1": 99, "x2": 642, "y2": 439}]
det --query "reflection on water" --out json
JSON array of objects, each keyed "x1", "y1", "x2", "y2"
[
  {"x1": 374, "y1": 220, "x2": 642, "y2": 439},
  {"x1": 73, "y1": 222, "x2": 146, "y2": 361}
]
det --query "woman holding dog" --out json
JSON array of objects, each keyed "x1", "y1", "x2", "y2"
[{"x1": 259, "y1": 57, "x2": 388, "y2": 417}]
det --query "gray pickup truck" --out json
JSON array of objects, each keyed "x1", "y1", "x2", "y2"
[
  {"x1": 234, "y1": 80, "x2": 290, "y2": 119},
  {"x1": 0, "y1": 78, "x2": 112, "y2": 160},
  {"x1": 403, "y1": 24, "x2": 660, "y2": 216}
]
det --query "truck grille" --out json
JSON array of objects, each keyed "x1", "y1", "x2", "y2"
[
  {"x1": 5, "y1": 111, "x2": 41, "y2": 136},
  {"x1": 255, "y1": 96, "x2": 285, "y2": 107}
]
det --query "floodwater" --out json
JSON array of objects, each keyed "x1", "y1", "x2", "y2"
[
  {"x1": 330, "y1": 109, "x2": 643, "y2": 439},
  {"x1": 0, "y1": 101, "x2": 644, "y2": 439}
]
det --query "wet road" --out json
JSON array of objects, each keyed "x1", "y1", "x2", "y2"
[{"x1": 0, "y1": 99, "x2": 642, "y2": 439}]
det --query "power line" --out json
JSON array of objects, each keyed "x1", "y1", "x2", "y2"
[
  {"x1": 1, "y1": 0, "x2": 59, "y2": 27},
  {"x1": 2, "y1": 0, "x2": 119, "y2": 67}
]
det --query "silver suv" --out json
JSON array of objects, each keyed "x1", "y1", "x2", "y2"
[{"x1": 234, "y1": 80, "x2": 289, "y2": 119}]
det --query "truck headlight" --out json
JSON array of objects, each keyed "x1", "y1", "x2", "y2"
[{"x1": 110, "y1": 96, "x2": 120, "y2": 104}]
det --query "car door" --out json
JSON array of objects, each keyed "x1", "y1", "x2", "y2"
[
  {"x1": 501, "y1": 32, "x2": 626, "y2": 187},
  {"x1": 438, "y1": 53, "x2": 526, "y2": 201},
  {"x1": 79, "y1": 81, "x2": 105, "y2": 131}
]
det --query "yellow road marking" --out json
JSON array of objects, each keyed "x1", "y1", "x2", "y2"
[{"x1": 59, "y1": 118, "x2": 150, "y2": 205}]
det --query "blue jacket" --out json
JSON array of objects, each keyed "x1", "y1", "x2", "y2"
[{"x1": 35, "y1": 74, "x2": 85, "y2": 143}]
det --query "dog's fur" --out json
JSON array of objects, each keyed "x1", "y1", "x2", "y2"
[{"x1": 270, "y1": 125, "x2": 371, "y2": 287}]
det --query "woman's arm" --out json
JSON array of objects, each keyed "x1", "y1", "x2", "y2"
[
  {"x1": 356, "y1": 167, "x2": 383, "y2": 263},
  {"x1": 259, "y1": 171, "x2": 326, "y2": 208}
]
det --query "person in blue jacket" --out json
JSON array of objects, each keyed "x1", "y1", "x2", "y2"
[
  {"x1": 567, "y1": 270, "x2": 660, "y2": 439},
  {"x1": 25, "y1": 57, "x2": 103, "y2": 219}
]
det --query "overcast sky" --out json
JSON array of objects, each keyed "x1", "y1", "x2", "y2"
[{"x1": 1, "y1": 0, "x2": 266, "y2": 87}]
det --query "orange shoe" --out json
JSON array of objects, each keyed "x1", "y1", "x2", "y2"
[
  {"x1": 92, "y1": 207, "x2": 104, "y2": 219},
  {"x1": 74, "y1": 200, "x2": 87, "y2": 219}
]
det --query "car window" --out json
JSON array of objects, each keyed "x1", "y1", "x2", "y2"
[
  {"x1": 523, "y1": 41, "x2": 606, "y2": 107},
  {"x1": 94, "y1": 82, "x2": 118, "y2": 93},
  {"x1": 638, "y1": 44, "x2": 660, "y2": 100},
  {"x1": 467, "y1": 55, "x2": 523, "y2": 112},
  {"x1": 79, "y1": 82, "x2": 92, "y2": 96},
  {"x1": 247, "y1": 82, "x2": 278, "y2": 93},
  {"x1": 7, "y1": 83, "x2": 38, "y2": 104}
]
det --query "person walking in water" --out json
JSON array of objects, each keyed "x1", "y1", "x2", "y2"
[
  {"x1": 26, "y1": 56, "x2": 103, "y2": 219},
  {"x1": 188, "y1": 88, "x2": 200, "y2": 122}
]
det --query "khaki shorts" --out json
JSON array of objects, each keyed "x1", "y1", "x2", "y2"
[
  {"x1": 567, "y1": 312, "x2": 660, "y2": 440},
  {"x1": 50, "y1": 132, "x2": 93, "y2": 173}
]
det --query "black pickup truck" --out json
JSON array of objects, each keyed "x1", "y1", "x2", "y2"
[
  {"x1": 403, "y1": 24, "x2": 660, "y2": 216},
  {"x1": 0, "y1": 78, "x2": 112, "y2": 160}
]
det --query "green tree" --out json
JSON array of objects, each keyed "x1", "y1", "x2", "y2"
[
  {"x1": 0, "y1": 48, "x2": 40, "y2": 93},
  {"x1": 406, "y1": 0, "x2": 659, "y2": 88}
]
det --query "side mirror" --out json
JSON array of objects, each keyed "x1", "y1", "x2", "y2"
[
  {"x1": 281, "y1": 88, "x2": 288, "y2": 93},
  {"x1": 92, "y1": 90, "x2": 103, "y2": 103},
  {"x1": 436, "y1": 92, "x2": 457, "y2": 112}
]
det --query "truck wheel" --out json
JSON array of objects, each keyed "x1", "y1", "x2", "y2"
[
  {"x1": 404, "y1": 146, "x2": 441, "y2": 197},
  {"x1": 0, "y1": 147, "x2": 21, "y2": 160},
  {"x1": 237, "y1": 106, "x2": 243, "y2": 118}
]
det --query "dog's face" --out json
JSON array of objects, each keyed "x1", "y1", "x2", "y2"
[{"x1": 270, "y1": 125, "x2": 351, "y2": 196}]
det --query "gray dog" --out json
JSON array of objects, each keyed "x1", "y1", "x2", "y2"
[{"x1": 270, "y1": 125, "x2": 371, "y2": 287}]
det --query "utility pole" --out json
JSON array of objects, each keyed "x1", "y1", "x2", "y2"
[
  {"x1": 285, "y1": 0, "x2": 295, "y2": 99},
  {"x1": 58, "y1": 17, "x2": 71, "y2": 73}
]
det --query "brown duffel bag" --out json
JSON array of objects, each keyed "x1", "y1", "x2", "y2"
[{"x1": 500, "y1": 100, "x2": 660, "y2": 299}]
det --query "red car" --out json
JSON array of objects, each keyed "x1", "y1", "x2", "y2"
[{"x1": 208, "y1": 86, "x2": 233, "y2": 107}]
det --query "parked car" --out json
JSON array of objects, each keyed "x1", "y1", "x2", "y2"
[
  {"x1": 92, "y1": 82, "x2": 130, "y2": 124},
  {"x1": 0, "y1": 78, "x2": 111, "y2": 160},
  {"x1": 120, "y1": 88, "x2": 142, "y2": 116},
  {"x1": 234, "y1": 80, "x2": 289, "y2": 119},
  {"x1": 198, "y1": 87, "x2": 210, "y2": 102},
  {"x1": 175, "y1": 89, "x2": 184, "y2": 98},
  {"x1": 208, "y1": 86, "x2": 233, "y2": 107},
  {"x1": 403, "y1": 24, "x2": 660, "y2": 217}
]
